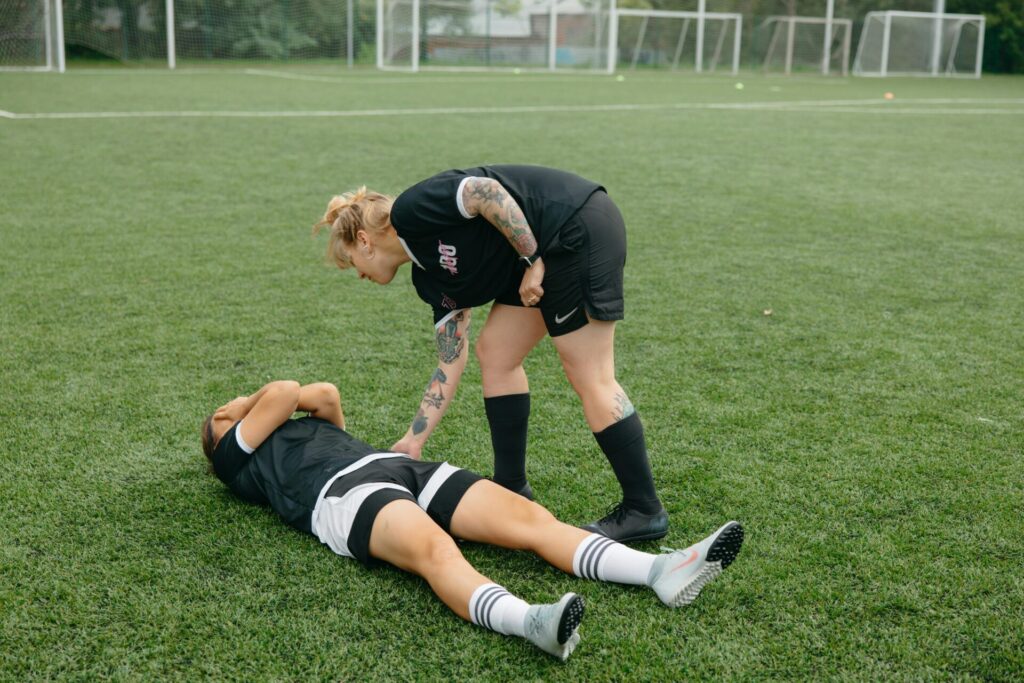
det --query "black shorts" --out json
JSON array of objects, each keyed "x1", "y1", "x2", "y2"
[
  {"x1": 313, "y1": 455, "x2": 483, "y2": 566},
  {"x1": 494, "y1": 190, "x2": 626, "y2": 337}
]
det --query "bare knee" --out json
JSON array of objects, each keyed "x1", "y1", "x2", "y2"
[
  {"x1": 562, "y1": 370, "x2": 617, "y2": 404},
  {"x1": 507, "y1": 501, "x2": 561, "y2": 550},
  {"x1": 309, "y1": 382, "x2": 340, "y2": 403},
  {"x1": 414, "y1": 531, "x2": 464, "y2": 573}
]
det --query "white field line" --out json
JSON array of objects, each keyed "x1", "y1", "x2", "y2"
[
  {"x1": 243, "y1": 68, "x2": 620, "y2": 85},
  {"x1": 2, "y1": 98, "x2": 1023, "y2": 120},
  {"x1": 32, "y1": 67, "x2": 248, "y2": 75},
  {"x1": 0, "y1": 110, "x2": 16, "y2": 118},
  {"x1": 1, "y1": 65, "x2": 846, "y2": 86},
  {"x1": 243, "y1": 67, "x2": 856, "y2": 86},
  {"x1": 776, "y1": 106, "x2": 1024, "y2": 115}
]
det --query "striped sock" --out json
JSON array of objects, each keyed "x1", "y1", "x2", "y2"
[
  {"x1": 468, "y1": 583, "x2": 530, "y2": 637},
  {"x1": 572, "y1": 533, "x2": 656, "y2": 586}
]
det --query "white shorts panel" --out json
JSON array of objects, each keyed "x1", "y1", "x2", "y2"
[
  {"x1": 314, "y1": 482, "x2": 409, "y2": 558},
  {"x1": 416, "y1": 461, "x2": 460, "y2": 510}
]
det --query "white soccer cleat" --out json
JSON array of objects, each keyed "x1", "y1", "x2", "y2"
[
  {"x1": 523, "y1": 592, "x2": 585, "y2": 661},
  {"x1": 648, "y1": 521, "x2": 744, "y2": 608}
]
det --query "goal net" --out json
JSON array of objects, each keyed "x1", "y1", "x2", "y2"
[
  {"x1": 0, "y1": 0, "x2": 63, "y2": 70},
  {"x1": 756, "y1": 16, "x2": 851, "y2": 76},
  {"x1": 379, "y1": 0, "x2": 612, "y2": 71},
  {"x1": 853, "y1": 11, "x2": 984, "y2": 78},
  {"x1": 60, "y1": 0, "x2": 169, "y2": 64},
  {"x1": 614, "y1": 9, "x2": 740, "y2": 74},
  {"x1": 174, "y1": 0, "x2": 372, "y2": 64},
  {"x1": 26, "y1": 0, "x2": 374, "y2": 68}
]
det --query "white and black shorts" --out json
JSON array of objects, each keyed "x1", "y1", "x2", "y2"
[
  {"x1": 312, "y1": 454, "x2": 483, "y2": 566},
  {"x1": 495, "y1": 190, "x2": 627, "y2": 337}
]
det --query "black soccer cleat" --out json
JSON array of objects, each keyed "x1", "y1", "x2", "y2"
[{"x1": 581, "y1": 502, "x2": 669, "y2": 543}]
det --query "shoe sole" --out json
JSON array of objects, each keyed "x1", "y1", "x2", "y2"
[
  {"x1": 666, "y1": 521, "x2": 744, "y2": 608},
  {"x1": 612, "y1": 526, "x2": 669, "y2": 543},
  {"x1": 557, "y1": 594, "x2": 586, "y2": 645}
]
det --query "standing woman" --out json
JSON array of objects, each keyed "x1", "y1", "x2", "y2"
[{"x1": 314, "y1": 165, "x2": 667, "y2": 542}]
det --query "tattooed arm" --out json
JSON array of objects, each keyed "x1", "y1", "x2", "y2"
[
  {"x1": 390, "y1": 309, "x2": 472, "y2": 459},
  {"x1": 461, "y1": 177, "x2": 545, "y2": 307}
]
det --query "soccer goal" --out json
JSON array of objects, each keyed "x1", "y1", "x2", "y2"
[
  {"x1": 378, "y1": 0, "x2": 613, "y2": 72},
  {"x1": 758, "y1": 16, "x2": 852, "y2": 76},
  {"x1": 613, "y1": 8, "x2": 741, "y2": 74},
  {"x1": 0, "y1": 0, "x2": 65, "y2": 71},
  {"x1": 853, "y1": 11, "x2": 984, "y2": 78}
]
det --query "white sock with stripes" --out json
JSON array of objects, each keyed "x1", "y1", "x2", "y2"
[
  {"x1": 468, "y1": 583, "x2": 530, "y2": 637},
  {"x1": 572, "y1": 533, "x2": 656, "y2": 586}
]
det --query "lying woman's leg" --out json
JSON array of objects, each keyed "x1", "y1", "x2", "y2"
[
  {"x1": 449, "y1": 480, "x2": 745, "y2": 607},
  {"x1": 368, "y1": 499, "x2": 488, "y2": 619},
  {"x1": 367, "y1": 498, "x2": 583, "y2": 660}
]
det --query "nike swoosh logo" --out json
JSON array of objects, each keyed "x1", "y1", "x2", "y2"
[
  {"x1": 554, "y1": 307, "x2": 578, "y2": 324},
  {"x1": 670, "y1": 550, "x2": 699, "y2": 573}
]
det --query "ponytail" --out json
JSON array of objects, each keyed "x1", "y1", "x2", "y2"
[{"x1": 313, "y1": 187, "x2": 394, "y2": 269}]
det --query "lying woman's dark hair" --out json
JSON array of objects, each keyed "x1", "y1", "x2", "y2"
[{"x1": 200, "y1": 414, "x2": 216, "y2": 471}]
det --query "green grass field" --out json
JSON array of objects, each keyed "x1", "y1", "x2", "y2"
[{"x1": 2, "y1": 66, "x2": 1022, "y2": 680}]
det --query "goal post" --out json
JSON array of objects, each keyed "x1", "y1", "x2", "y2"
[
  {"x1": 853, "y1": 11, "x2": 984, "y2": 78},
  {"x1": 0, "y1": 0, "x2": 65, "y2": 72},
  {"x1": 376, "y1": 0, "x2": 614, "y2": 72},
  {"x1": 758, "y1": 16, "x2": 852, "y2": 76},
  {"x1": 612, "y1": 8, "x2": 741, "y2": 75}
]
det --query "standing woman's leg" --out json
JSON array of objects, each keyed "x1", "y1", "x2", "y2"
[
  {"x1": 551, "y1": 321, "x2": 667, "y2": 542},
  {"x1": 539, "y1": 190, "x2": 666, "y2": 542},
  {"x1": 475, "y1": 304, "x2": 547, "y2": 496}
]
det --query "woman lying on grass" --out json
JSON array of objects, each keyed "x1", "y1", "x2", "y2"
[{"x1": 200, "y1": 380, "x2": 744, "y2": 661}]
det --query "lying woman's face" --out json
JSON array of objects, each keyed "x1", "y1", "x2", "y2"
[{"x1": 209, "y1": 396, "x2": 247, "y2": 444}]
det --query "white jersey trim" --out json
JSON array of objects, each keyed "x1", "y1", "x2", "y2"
[
  {"x1": 397, "y1": 236, "x2": 425, "y2": 270},
  {"x1": 455, "y1": 176, "x2": 477, "y2": 219},
  {"x1": 310, "y1": 452, "x2": 409, "y2": 531},
  {"x1": 235, "y1": 421, "x2": 255, "y2": 454},
  {"x1": 434, "y1": 308, "x2": 466, "y2": 330}
]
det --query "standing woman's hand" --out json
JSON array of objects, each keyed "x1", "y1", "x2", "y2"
[
  {"x1": 520, "y1": 258, "x2": 545, "y2": 307},
  {"x1": 390, "y1": 435, "x2": 423, "y2": 460}
]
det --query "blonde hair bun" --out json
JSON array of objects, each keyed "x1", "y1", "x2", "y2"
[{"x1": 313, "y1": 187, "x2": 394, "y2": 270}]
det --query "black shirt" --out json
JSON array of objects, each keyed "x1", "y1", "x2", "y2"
[
  {"x1": 212, "y1": 417, "x2": 379, "y2": 534},
  {"x1": 390, "y1": 165, "x2": 603, "y2": 322}
]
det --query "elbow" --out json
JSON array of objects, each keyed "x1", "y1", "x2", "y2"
[
  {"x1": 312, "y1": 382, "x2": 342, "y2": 409},
  {"x1": 269, "y1": 380, "x2": 301, "y2": 411}
]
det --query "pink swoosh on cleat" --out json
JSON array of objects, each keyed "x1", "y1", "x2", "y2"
[{"x1": 670, "y1": 549, "x2": 699, "y2": 573}]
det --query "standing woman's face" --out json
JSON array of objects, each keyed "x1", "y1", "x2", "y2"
[{"x1": 344, "y1": 234, "x2": 399, "y2": 285}]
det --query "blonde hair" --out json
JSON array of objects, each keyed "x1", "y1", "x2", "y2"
[{"x1": 313, "y1": 187, "x2": 394, "y2": 270}]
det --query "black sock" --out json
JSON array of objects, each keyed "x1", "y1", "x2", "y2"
[
  {"x1": 594, "y1": 412, "x2": 662, "y2": 514},
  {"x1": 484, "y1": 393, "x2": 530, "y2": 491}
]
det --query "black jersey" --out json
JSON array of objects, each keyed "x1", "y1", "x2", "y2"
[
  {"x1": 390, "y1": 165, "x2": 603, "y2": 322},
  {"x1": 212, "y1": 417, "x2": 379, "y2": 534}
]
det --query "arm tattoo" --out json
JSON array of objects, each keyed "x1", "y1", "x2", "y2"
[
  {"x1": 612, "y1": 392, "x2": 636, "y2": 422},
  {"x1": 421, "y1": 367, "x2": 447, "y2": 409},
  {"x1": 412, "y1": 410, "x2": 428, "y2": 435},
  {"x1": 468, "y1": 179, "x2": 538, "y2": 256},
  {"x1": 436, "y1": 312, "x2": 466, "y2": 364}
]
